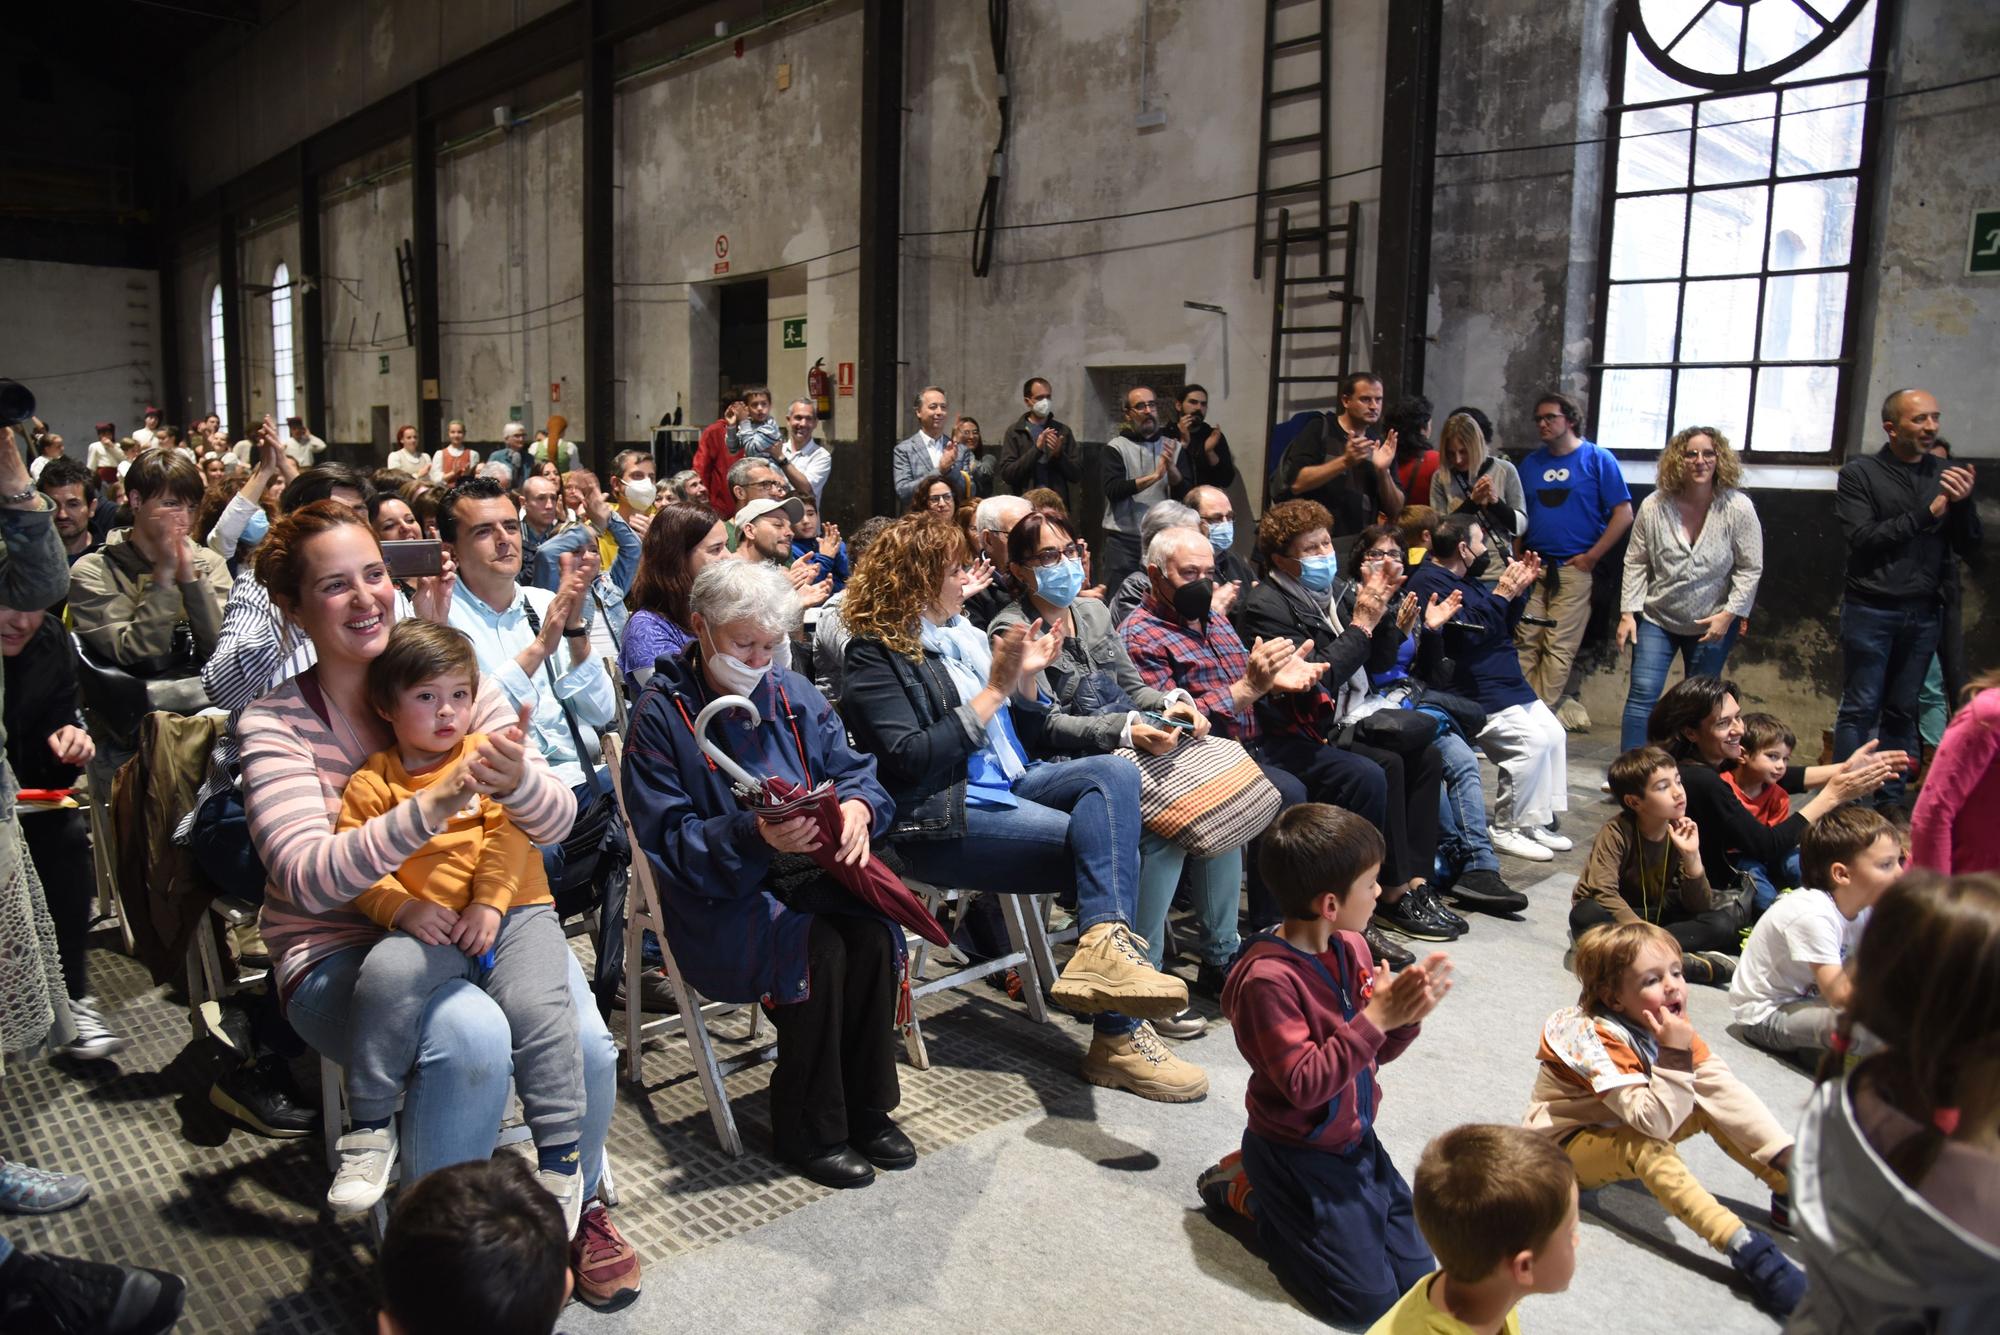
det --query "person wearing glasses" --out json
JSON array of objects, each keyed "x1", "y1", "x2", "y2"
[
  {"x1": 905, "y1": 473, "x2": 963, "y2": 519},
  {"x1": 723, "y1": 458, "x2": 789, "y2": 549},
  {"x1": 1614, "y1": 427, "x2": 1763, "y2": 752},
  {"x1": 1515, "y1": 391, "x2": 1632, "y2": 731},
  {"x1": 1098, "y1": 386, "x2": 1182, "y2": 594}
]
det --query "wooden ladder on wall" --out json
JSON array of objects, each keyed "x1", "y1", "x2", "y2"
[{"x1": 1254, "y1": 0, "x2": 1362, "y2": 430}]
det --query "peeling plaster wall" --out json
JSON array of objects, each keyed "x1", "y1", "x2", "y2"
[
  {"x1": 321, "y1": 155, "x2": 418, "y2": 448},
  {"x1": 902, "y1": 0, "x2": 1385, "y2": 496},
  {"x1": 439, "y1": 106, "x2": 585, "y2": 444},
  {"x1": 0, "y1": 261, "x2": 160, "y2": 446},
  {"x1": 615, "y1": 1, "x2": 864, "y2": 452}
]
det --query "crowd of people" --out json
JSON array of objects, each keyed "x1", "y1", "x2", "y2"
[{"x1": 0, "y1": 371, "x2": 1993, "y2": 1335}]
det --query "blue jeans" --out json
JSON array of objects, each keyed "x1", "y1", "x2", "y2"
[
  {"x1": 1620, "y1": 615, "x2": 1741, "y2": 752},
  {"x1": 1737, "y1": 851, "x2": 1803, "y2": 917},
  {"x1": 1135, "y1": 832, "x2": 1243, "y2": 972},
  {"x1": 288, "y1": 944, "x2": 617, "y2": 1197},
  {"x1": 1432, "y1": 730, "x2": 1497, "y2": 880},
  {"x1": 899, "y1": 755, "x2": 1143, "y2": 1034},
  {"x1": 1835, "y1": 598, "x2": 1941, "y2": 808}
]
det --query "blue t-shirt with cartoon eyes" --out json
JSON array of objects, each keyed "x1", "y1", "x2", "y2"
[{"x1": 1520, "y1": 440, "x2": 1631, "y2": 559}]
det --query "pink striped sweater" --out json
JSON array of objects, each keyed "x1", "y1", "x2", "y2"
[{"x1": 237, "y1": 675, "x2": 576, "y2": 998}]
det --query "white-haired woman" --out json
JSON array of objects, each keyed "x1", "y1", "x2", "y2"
[
  {"x1": 620, "y1": 560, "x2": 909, "y2": 1192},
  {"x1": 1616, "y1": 426, "x2": 1763, "y2": 751}
]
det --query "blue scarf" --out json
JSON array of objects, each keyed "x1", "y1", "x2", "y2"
[{"x1": 921, "y1": 615, "x2": 1028, "y2": 807}]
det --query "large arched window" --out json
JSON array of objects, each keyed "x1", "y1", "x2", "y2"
[
  {"x1": 271, "y1": 263, "x2": 295, "y2": 426},
  {"x1": 1593, "y1": 0, "x2": 1885, "y2": 461},
  {"x1": 208, "y1": 284, "x2": 230, "y2": 424}
]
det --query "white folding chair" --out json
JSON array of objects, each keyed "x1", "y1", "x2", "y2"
[
  {"x1": 319, "y1": 1055, "x2": 618, "y2": 1241},
  {"x1": 187, "y1": 894, "x2": 268, "y2": 1046},
  {"x1": 898, "y1": 882, "x2": 1058, "y2": 1070},
  {"x1": 601, "y1": 733, "x2": 775, "y2": 1158}
]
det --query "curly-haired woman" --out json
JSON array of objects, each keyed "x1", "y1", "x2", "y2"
[
  {"x1": 839, "y1": 515, "x2": 1204, "y2": 1101},
  {"x1": 1616, "y1": 427, "x2": 1764, "y2": 751}
]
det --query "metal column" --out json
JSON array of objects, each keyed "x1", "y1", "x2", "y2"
[
  {"x1": 155, "y1": 233, "x2": 182, "y2": 426},
  {"x1": 411, "y1": 92, "x2": 443, "y2": 451},
  {"x1": 856, "y1": 0, "x2": 905, "y2": 515},
  {"x1": 1371, "y1": 0, "x2": 1442, "y2": 395},
  {"x1": 217, "y1": 213, "x2": 247, "y2": 433},
  {"x1": 298, "y1": 147, "x2": 327, "y2": 436},
  {"x1": 581, "y1": 0, "x2": 617, "y2": 469}
]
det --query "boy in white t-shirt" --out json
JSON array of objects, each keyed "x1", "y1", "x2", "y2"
[{"x1": 1729, "y1": 804, "x2": 1899, "y2": 1059}]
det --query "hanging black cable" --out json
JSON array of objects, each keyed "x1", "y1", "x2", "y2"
[{"x1": 969, "y1": 0, "x2": 1010, "y2": 277}]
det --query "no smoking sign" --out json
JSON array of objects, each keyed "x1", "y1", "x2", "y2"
[{"x1": 713, "y1": 234, "x2": 730, "y2": 275}]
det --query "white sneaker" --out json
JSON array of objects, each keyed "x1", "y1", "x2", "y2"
[
  {"x1": 327, "y1": 1123, "x2": 398, "y2": 1216},
  {"x1": 538, "y1": 1165, "x2": 584, "y2": 1239},
  {"x1": 1152, "y1": 1006, "x2": 1209, "y2": 1040},
  {"x1": 1491, "y1": 827, "x2": 1556, "y2": 862},
  {"x1": 61, "y1": 997, "x2": 130, "y2": 1061},
  {"x1": 1529, "y1": 824, "x2": 1574, "y2": 852}
]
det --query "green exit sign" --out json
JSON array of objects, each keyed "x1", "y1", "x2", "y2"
[
  {"x1": 1970, "y1": 207, "x2": 2000, "y2": 275},
  {"x1": 782, "y1": 317, "x2": 806, "y2": 349}
]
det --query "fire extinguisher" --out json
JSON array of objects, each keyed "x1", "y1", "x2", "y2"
[{"x1": 808, "y1": 358, "x2": 832, "y2": 420}]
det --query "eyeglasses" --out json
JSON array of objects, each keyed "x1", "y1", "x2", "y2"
[
  {"x1": 1024, "y1": 542, "x2": 1082, "y2": 568},
  {"x1": 1365, "y1": 549, "x2": 1403, "y2": 564},
  {"x1": 926, "y1": 493, "x2": 955, "y2": 508},
  {"x1": 750, "y1": 478, "x2": 788, "y2": 494},
  {"x1": 1129, "y1": 399, "x2": 1158, "y2": 412},
  {"x1": 1534, "y1": 413, "x2": 1564, "y2": 425}
]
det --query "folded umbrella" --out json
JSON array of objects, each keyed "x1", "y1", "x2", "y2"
[{"x1": 695, "y1": 695, "x2": 949, "y2": 946}]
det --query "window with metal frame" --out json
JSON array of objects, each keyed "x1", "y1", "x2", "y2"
[
  {"x1": 271, "y1": 263, "x2": 296, "y2": 427},
  {"x1": 209, "y1": 284, "x2": 230, "y2": 425},
  {"x1": 1592, "y1": 0, "x2": 1886, "y2": 461}
]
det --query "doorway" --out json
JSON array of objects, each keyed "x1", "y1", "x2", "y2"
[{"x1": 718, "y1": 278, "x2": 769, "y2": 397}]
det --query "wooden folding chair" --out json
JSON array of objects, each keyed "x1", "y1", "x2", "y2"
[{"x1": 600, "y1": 733, "x2": 775, "y2": 1157}]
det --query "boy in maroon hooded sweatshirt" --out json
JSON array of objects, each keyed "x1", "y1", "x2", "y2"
[{"x1": 1197, "y1": 804, "x2": 1455, "y2": 1324}]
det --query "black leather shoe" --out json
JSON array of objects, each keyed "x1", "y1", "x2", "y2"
[
  {"x1": 783, "y1": 1143, "x2": 875, "y2": 1189},
  {"x1": 1441, "y1": 869, "x2": 1529, "y2": 915},
  {"x1": 850, "y1": 1121, "x2": 917, "y2": 1171},
  {"x1": 210, "y1": 1058, "x2": 318, "y2": 1139},
  {"x1": 1362, "y1": 925, "x2": 1417, "y2": 971}
]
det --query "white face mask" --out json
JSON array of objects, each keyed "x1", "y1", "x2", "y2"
[
  {"x1": 1032, "y1": 397, "x2": 1053, "y2": 417},
  {"x1": 621, "y1": 476, "x2": 657, "y2": 511},
  {"x1": 704, "y1": 631, "x2": 789, "y2": 696}
]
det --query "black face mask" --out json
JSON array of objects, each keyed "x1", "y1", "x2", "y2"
[
  {"x1": 1171, "y1": 577, "x2": 1214, "y2": 623},
  {"x1": 1466, "y1": 550, "x2": 1494, "y2": 581}
]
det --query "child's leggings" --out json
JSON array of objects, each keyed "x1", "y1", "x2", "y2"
[{"x1": 1564, "y1": 1108, "x2": 1787, "y2": 1251}]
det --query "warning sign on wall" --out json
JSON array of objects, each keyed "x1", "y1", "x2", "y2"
[
  {"x1": 837, "y1": 361, "x2": 854, "y2": 397},
  {"x1": 714, "y1": 233, "x2": 730, "y2": 276}
]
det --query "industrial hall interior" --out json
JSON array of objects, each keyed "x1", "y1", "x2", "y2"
[{"x1": 2, "y1": 0, "x2": 1998, "y2": 1332}]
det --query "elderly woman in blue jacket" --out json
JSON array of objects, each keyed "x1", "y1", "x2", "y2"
[{"x1": 620, "y1": 559, "x2": 904, "y2": 1192}]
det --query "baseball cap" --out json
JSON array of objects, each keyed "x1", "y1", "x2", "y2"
[{"x1": 735, "y1": 497, "x2": 804, "y2": 528}]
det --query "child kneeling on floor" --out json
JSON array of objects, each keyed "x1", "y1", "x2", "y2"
[
  {"x1": 1724, "y1": 712, "x2": 1805, "y2": 914},
  {"x1": 1728, "y1": 804, "x2": 1897, "y2": 1061},
  {"x1": 1789, "y1": 871, "x2": 2000, "y2": 1333},
  {"x1": 379, "y1": 1156, "x2": 570, "y2": 1335},
  {"x1": 1525, "y1": 920, "x2": 1803, "y2": 1315},
  {"x1": 1570, "y1": 745, "x2": 1740, "y2": 987},
  {"x1": 1196, "y1": 804, "x2": 1455, "y2": 1324},
  {"x1": 330, "y1": 621, "x2": 586, "y2": 1231},
  {"x1": 1367, "y1": 1124, "x2": 1580, "y2": 1335}
]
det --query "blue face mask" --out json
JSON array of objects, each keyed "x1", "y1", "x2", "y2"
[
  {"x1": 1207, "y1": 520, "x2": 1235, "y2": 554},
  {"x1": 1299, "y1": 551, "x2": 1338, "y2": 593},
  {"x1": 1034, "y1": 557, "x2": 1085, "y2": 608},
  {"x1": 241, "y1": 508, "x2": 270, "y2": 546}
]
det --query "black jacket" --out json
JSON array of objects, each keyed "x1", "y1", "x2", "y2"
[
  {"x1": 1677, "y1": 756, "x2": 1808, "y2": 885},
  {"x1": 1236, "y1": 574, "x2": 1404, "y2": 735},
  {"x1": 840, "y1": 635, "x2": 1053, "y2": 840},
  {"x1": 998, "y1": 413, "x2": 1081, "y2": 506},
  {"x1": 3, "y1": 616, "x2": 86, "y2": 790},
  {"x1": 1169, "y1": 421, "x2": 1238, "y2": 498},
  {"x1": 1835, "y1": 444, "x2": 1982, "y2": 605}
]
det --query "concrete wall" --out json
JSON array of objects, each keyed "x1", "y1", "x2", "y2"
[
  {"x1": 0, "y1": 260, "x2": 161, "y2": 448},
  {"x1": 322, "y1": 152, "x2": 419, "y2": 447},
  {"x1": 440, "y1": 104, "x2": 584, "y2": 443}
]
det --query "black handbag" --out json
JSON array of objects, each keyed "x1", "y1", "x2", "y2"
[
  {"x1": 1344, "y1": 705, "x2": 1441, "y2": 753},
  {"x1": 519, "y1": 599, "x2": 628, "y2": 914}
]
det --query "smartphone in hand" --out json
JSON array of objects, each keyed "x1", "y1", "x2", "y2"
[{"x1": 382, "y1": 539, "x2": 444, "y2": 579}]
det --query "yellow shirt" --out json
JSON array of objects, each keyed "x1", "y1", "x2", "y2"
[
  {"x1": 1366, "y1": 1273, "x2": 1522, "y2": 1335},
  {"x1": 336, "y1": 736, "x2": 551, "y2": 929}
]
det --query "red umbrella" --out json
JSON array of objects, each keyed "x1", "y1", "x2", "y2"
[{"x1": 695, "y1": 695, "x2": 950, "y2": 947}]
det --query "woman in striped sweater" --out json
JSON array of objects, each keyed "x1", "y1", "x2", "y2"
[{"x1": 233, "y1": 501, "x2": 641, "y2": 1309}]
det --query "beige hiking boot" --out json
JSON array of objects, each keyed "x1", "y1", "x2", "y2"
[
  {"x1": 1049, "y1": 922, "x2": 1189, "y2": 1021},
  {"x1": 1082, "y1": 1022, "x2": 1209, "y2": 1102}
]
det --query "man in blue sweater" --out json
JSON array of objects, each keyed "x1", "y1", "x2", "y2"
[{"x1": 1405, "y1": 513, "x2": 1571, "y2": 866}]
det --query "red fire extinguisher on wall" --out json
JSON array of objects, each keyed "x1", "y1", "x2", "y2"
[{"x1": 808, "y1": 358, "x2": 832, "y2": 420}]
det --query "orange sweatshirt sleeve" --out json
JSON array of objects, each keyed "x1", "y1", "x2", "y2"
[{"x1": 339, "y1": 765, "x2": 423, "y2": 930}]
